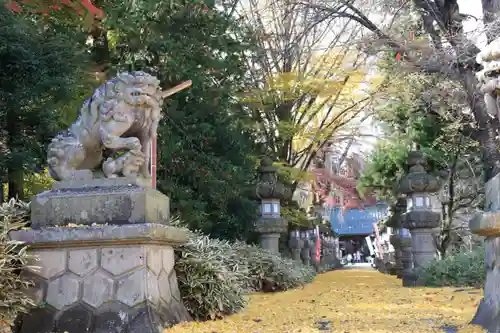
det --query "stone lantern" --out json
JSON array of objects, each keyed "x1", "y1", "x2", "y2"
[
  {"x1": 255, "y1": 157, "x2": 288, "y2": 254},
  {"x1": 289, "y1": 230, "x2": 303, "y2": 262},
  {"x1": 399, "y1": 150, "x2": 441, "y2": 286}
]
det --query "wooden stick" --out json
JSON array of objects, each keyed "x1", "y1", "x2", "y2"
[{"x1": 160, "y1": 80, "x2": 192, "y2": 98}]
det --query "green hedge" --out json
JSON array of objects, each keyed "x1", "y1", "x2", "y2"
[
  {"x1": 174, "y1": 228, "x2": 316, "y2": 320},
  {"x1": 418, "y1": 245, "x2": 485, "y2": 287}
]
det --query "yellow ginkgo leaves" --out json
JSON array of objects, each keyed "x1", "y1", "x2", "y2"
[{"x1": 166, "y1": 269, "x2": 485, "y2": 333}]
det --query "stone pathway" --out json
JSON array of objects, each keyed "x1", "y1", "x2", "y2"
[{"x1": 166, "y1": 269, "x2": 486, "y2": 333}]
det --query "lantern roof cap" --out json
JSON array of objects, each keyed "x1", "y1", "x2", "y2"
[{"x1": 398, "y1": 150, "x2": 440, "y2": 194}]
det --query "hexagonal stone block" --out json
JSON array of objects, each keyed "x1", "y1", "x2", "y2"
[
  {"x1": 56, "y1": 305, "x2": 92, "y2": 333},
  {"x1": 29, "y1": 250, "x2": 66, "y2": 279},
  {"x1": 82, "y1": 270, "x2": 114, "y2": 308},
  {"x1": 162, "y1": 248, "x2": 174, "y2": 274},
  {"x1": 116, "y1": 268, "x2": 145, "y2": 307},
  {"x1": 101, "y1": 246, "x2": 144, "y2": 276},
  {"x1": 46, "y1": 274, "x2": 80, "y2": 310},
  {"x1": 158, "y1": 270, "x2": 171, "y2": 303},
  {"x1": 146, "y1": 246, "x2": 162, "y2": 275},
  {"x1": 168, "y1": 270, "x2": 181, "y2": 302},
  {"x1": 17, "y1": 306, "x2": 56, "y2": 333},
  {"x1": 68, "y1": 249, "x2": 98, "y2": 277},
  {"x1": 146, "y1": 270, "x2": 160, "y2": 305}
]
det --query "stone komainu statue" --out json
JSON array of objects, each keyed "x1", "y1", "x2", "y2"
[
  {"x1": 47, "y1": 71, "x2": 191, "y2": 181},
  {"x1": 476, "y1": 38, "x2": 500, "y2": 120}
]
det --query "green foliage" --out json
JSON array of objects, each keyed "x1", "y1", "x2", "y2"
[
  {"x1": 0, "y1": 5, "x2": 89, "y2": 198},
  {"x1": 357, "y1": 141, "x2": 409, "y2": 200},
  {"x1": 24, "y1": 169, "x2": 53, "y2": 200},
  {"x1": 0, "y1": 199, "x2": 35, "y2": 324},
  {"x1": 174, "y1": 226, "x2": 316, "y2": 320},
  {"x1": 281, "y1": 205, "x2": 311, "y2": 228},
  {"x1": 95, "y1": 0, "x2": 260, "y2": 240},
  {"x1": 418, "y1": 245, "x2": 485, "y2": 287}
]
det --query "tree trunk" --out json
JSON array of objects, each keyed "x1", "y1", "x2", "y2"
[{"x1": 7, "y1": 168, "x2": 23, "y2": 201}]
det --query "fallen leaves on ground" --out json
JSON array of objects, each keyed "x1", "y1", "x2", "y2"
[{"x1": 165, "y1": 269, "x2": 486, "y2": 333}]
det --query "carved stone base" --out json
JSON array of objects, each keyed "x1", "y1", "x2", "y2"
[
  {"x1": 10, "y1": 224, "x2": 191, "y2": 333},
  {"x1": 402, "y1": 270, "x2": 418, "y2": 287},
  {"x1": 31, "y1": 178, "x2": 169, "y2": 228},
  {"x1": 288, "y1": 238, "x2": 303, "y2": 262},
  {"x1": 470, "y1": 236, "x2": 500, "y2": 332},
  {"x1": 255, "y1": 217, "x2": 287, "y2": 254},
  {"x1": 259, "y1": 233, "x2": 281, "y2": 254}
]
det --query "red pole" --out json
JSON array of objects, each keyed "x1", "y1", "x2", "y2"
[{"x1": 151, "y1": 135, "x2": 157, "y2": 189}]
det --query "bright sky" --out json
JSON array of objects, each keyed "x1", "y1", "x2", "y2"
[{"x1": 459, "y1": 0, "x2": 486, "y2": 47}]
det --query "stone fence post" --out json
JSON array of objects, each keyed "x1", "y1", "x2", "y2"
[
  {"x1": 255, "y1": 157, "x2": 288, "y2": 254},
  {"x1": 10, "y1": 177, "x2": 191, "y2": 333}
]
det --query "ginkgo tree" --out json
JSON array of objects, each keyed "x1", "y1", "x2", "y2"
[{"x1": 237, "y1": 0, "x2": 387, "y2": 194}]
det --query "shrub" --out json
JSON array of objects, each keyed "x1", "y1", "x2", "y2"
[
  {"x1": 174, "y1": 226, "x2": 316, "y2": 320},
  {"x1": 418, "y1": 245, "x2": 485, "y2": 287},
  {"x1": 0, "y1": 199, "x2": 36, "y2": 325}
]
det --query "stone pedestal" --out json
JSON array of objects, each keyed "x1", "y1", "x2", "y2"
[
  {"x1": 390, "y1": 233, "x2": 403, "y2": 278},
  {"x1": 400, "y1": 229, "x2": 414, "y2": 287},
  {"x1": 31, "y1": 178, "x2": 169, "y2": 228},
  {"x1": 410, "y1": 228, "x2": 438, "y2": 268},
  {"x1": 255, "y1": 218, "x2": 288, "y2": 254},
  {"x1": 289, "y1": 235, "x2": 304, "y2": 262},
  {"x1": 11, "y1": 178, "x2": 191, "y2": 333},
  {"x1": 10, "y1": 224, "x2": 191, "y2": 333},
  {"x1": 469, "y1": 173, "x2": 500, "y2": 332},
  {"x1": 403, "y1": 213, "x2": 440, "y2": 286}
]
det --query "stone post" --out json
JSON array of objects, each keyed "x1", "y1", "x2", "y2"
[
  {"x1": 323, "y1": 235, "x2": 332, "y2": 271},
  {"x1": 400, "y1": 228, "x2": 414, "y2": 287},
  {"x1": 469, "y1": 173, "x2": 500, "y2": 332},
  {"x1": 10, "y1": 177, "x2": 191, "y2": 333},
  {"x1": 255, "y1": 157, "x2": 288, "y2": 254},
  {"x1": 300, "y1": 231, "x2": 311, "y2": 266},
  {"x1": 399, "y1": 150, "x2": 441, "y2": 287},
  {"x1": 390, "y1": 231, "x2": 403, "y2": 278},
  {"x1": 388, "y1": 198, "x2": 407, "y2": 278},
  {"x1": 332, "y1": 237, "x2": 341, "y2": 267},
  {"x1": 289, "y1": 231, "x2": 303, "y2": 262}
]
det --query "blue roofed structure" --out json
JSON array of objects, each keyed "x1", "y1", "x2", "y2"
[{"x1": 329, "y1": 203, "x2": 389, "y2": 236}]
